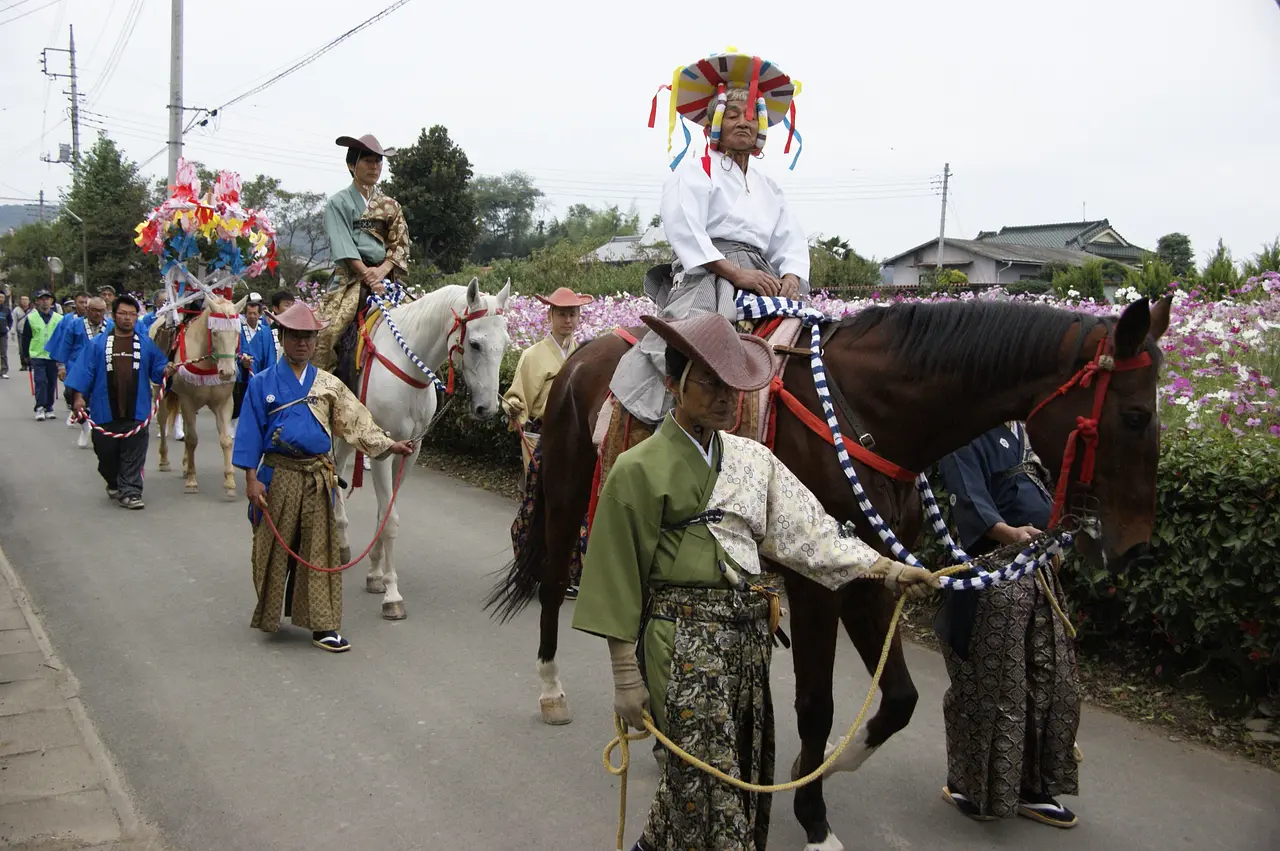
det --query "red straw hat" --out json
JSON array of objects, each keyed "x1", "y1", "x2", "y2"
[
  {"x1": 535, "y1": 287, "x2": 594, "y2": 308},
  {"x1": 273, "y1": 302, "x2": 330, "y2": 332},
  {"x1": 642, "y1": 312, "x2": 773, "y2": 392}
]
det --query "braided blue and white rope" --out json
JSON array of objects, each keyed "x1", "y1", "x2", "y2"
[
  {"x1": 733, "y1": 292, "x2": 1071, "y2": 589},
  {"x1": 368, "y1": 289, "x2": 445, "y2": 393}
]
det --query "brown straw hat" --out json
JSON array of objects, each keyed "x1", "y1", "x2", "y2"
[
  {"x1": 334, "y1": 134, "x2": 397, "y2": 158},
  {"x1": 534, "y1": 287, "x2": 595, "y2": 308},
  {"x1": 273, "y1": 302, "x2": 330, "y2": 332},
  {"x1": 642, "y1": 312, "x2": 773, "y2": 392}
]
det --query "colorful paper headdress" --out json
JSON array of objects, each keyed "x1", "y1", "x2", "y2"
[
  {"x1": 133, "y1": 158, "x2": 278, "y2": 321},
  {"x1": 648, "y1": 47, "x2": 803, "y2": 172}
]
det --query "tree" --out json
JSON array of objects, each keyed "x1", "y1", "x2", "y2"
[
  {"x1": 543, "y1": 203, "x2": 640, "y2": 248},
  {"x1": 269, "y1": 189, "x2": 327, "y2": 284},
  {"x1": 0, "y1": 221, "x2": 71, "y2": 296},
  {"x1": 62, "y1": 133, "x2": 151, "y2": 293},
  {"x1": 472, "y1": 171, "x2": 544, "y2": 263},
  {"x1": 384, "y1": 126, "x2": 479, "y2": 274},
  {"x1": 1156, "y1": 232, "x2": 1194, "y2": 277},
  {"x1": 1242, "y1": 237, "x2": 1280, "y2": 277},
  {"x1": 1200, "y1": 238, "x2": 1239, "y2": 299},
  {"x1": 649, "y1": 213, "x2": 662, "y2": 228},
  {"x1": 1123, "y1": 256, "x2": 1175, "y2": 300}
]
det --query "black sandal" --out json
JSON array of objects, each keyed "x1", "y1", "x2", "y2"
[
  {"x1": 942, "y1": 786, "x2": 997, "y2": 821},
  {"x1": 312, "y1": 631, "x2": 351, "y2": 653}
]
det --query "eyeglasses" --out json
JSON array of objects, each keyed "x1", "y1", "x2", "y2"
[{"x1": 683, "y1": 376, "x2": 737, "y2": 397}]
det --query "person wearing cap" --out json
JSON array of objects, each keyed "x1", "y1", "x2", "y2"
[
  {"x1": 231, "y1": 293, "x2": 276, "y2": 423},
  {"x1": 67, "y1": 295, "x2": 176, "y2": 510},
  {"x1": 49, "y1": 295, "x2": 113, "y2": 420},
  {"x1": 20, "y1": 290, "x2": 62, "y2": 421},
  {"x1": 314, "y1": 134, "x2": 410, "y2": 379},
  {"x1": 502, "y1": 287, "x2": 594, "y2": 478},
  {"x1": 611, "y1": 50, "x2": 810, "y2": 426},
  {"x1": 572, "y1": 312, "x2": 938, "y2": 851},
  {"x1": 267, "y1": 290, "x2": 297, "y2": 362},
  {"x1": 233, "y1": 302, "x2": 416, "y2": 653}
]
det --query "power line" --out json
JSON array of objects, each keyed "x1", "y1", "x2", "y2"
[
  {"x1": 84, "y1": 0, "x2": 145, "y2": 106},
  {"x1": 204, "y1": 0, "x2": 413, "y2": 117},
  {"x1": 0, "y1": 0, "x2": 59, "y2": 26},
  {"x1": 0, "y1": 0, "x2": 43, "y2": 14}
]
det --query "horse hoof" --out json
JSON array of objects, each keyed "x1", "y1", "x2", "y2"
[
  {"x1": 540, "y1": 696, "x2": 573, "y2": 726},
  {"x1": 159, "y1": 462, "x2": 171, "y2": 472},
  {"x1": 381, "y1": 601, "x2": 406, "y2": 620},
  {"x1": 223, "y1": 490, "x2": 237, "y2": 501},
  {"x1": 365, "y1": 576, "x2": 385, "y2": 594},
  {"x1": 184, "y1": 485, "x2": 199, "y2": 494},
  {"x1": 803, "y1": 831, "x2": 845, "y2": 851}
]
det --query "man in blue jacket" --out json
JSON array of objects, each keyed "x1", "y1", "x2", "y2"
[
  {"x1": 232, "y1": 293, "x2": 276, "y2": 423},
  {"x1": 49, "y1": 295, "x2": 113, "y2": 431},
  {"x1": 67, "y1": 295, "x2": 175, "y2": 510}
]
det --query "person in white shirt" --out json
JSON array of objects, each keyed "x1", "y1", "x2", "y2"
[{"x1": 612, "y1": 50, "x2": 808, "y2": 425}]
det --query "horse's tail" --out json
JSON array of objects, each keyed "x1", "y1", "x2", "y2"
[{"x1": 484, "y1": 465, "x2": 545, "y2": 623}]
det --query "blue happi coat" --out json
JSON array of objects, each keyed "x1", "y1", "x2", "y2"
[
  {"x1": 233, "y1": 360, "x2": 332, "y2": 522},
  {"x1": 64, "y1": 331, "x2": 169, "y2": 422},
  {"x1": 237, "y1": 319, "x2": 276, "y2": 382},
  {"x1": 48, "y1": 315, "x2": 114, "y2": 369}
]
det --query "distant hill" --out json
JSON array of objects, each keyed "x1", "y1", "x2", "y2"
[{"x1": 0, "y1": 204, "x2": 54, "y2": 234}]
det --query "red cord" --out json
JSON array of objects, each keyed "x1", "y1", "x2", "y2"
[{"x1": 259, "y1": 454, "x2": 409, "y2": 573}]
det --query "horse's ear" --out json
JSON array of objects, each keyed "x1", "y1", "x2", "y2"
[
  {"x1": 1114, "y1": 297, "x2": 1152, "y2": 358},
  {"x1": 1148, "y1": 295, "x2": 1172, "y2": 342},
  {"x1": 466, "y1": 276, "x2": 480, "y2": 311},
  {"x1": 496, "y1": 278, "x2": 511, "y2": 308},
  {"x1": 233, "y1": 295, "x2": 248, "y2": 313}
]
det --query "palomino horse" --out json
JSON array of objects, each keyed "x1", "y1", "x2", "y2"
[
  {"x1": 149, "y1": 292, "x2": 242, "y2": 498},
  {"x1": 333, "y1": 279, "x2": 511, "y2": 620},
  {"x1": 488, "y1": 296, "x2": 1170, "y2": 850}
]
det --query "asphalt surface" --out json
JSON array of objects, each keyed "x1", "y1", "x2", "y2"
[{"x1": 1, "y1": 365, "x2": 1277, "y2": 851}]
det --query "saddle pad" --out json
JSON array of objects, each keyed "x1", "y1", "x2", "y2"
[{"x1": 756, "y1": 317, "x2": 803, "y2": 444}]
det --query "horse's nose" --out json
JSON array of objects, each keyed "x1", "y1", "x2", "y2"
[{"x1": 474, "y1": 404, "x2": 489, "y2": 418}]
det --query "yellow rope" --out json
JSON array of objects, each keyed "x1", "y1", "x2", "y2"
[
  {"x1": 602, "y1": 566, "x2": 973, "y2": 850},
  {"x1": 1035, "y1": 564, "x2": 1077, "y2": 639}
]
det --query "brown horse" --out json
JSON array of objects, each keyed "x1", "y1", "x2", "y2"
[{"x1": 487, "y1": 296, "x2": 1170, "y2": 850}]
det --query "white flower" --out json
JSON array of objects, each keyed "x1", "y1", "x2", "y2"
[{"x1": 1237, "y1": 363, "x2": 1252, "y2": 382}]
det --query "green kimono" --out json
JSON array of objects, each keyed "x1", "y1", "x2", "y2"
[
  {"x1": 316, "y1": 183, "x2": 410, "y2": 373},
  {"x1": 574, "y1": 414, "x2": 892, "y2": 851}
]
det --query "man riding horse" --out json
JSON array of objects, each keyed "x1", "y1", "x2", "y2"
[
  {"x1": 315, "y1": 133, "x2": 410, "y2": 386},
  {"x1": 612, "y1": 49, "x2": 808, "y2": 426}
]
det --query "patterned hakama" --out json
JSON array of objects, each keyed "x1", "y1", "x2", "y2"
[{"x1": 942, "y1": 567, "x2": 1080, "y2": 818}]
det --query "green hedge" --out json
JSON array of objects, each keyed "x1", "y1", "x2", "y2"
[{"x1": 427, "y1": 349, "x2": 523, "y2": 468}]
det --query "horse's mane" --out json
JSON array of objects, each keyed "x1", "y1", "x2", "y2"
[
  {"x1": 839, "y1": 300, "x2": 1102, "y2": 387},
  {"x1": 389, "y1": 284, "x2": 470, "y2": 341}
]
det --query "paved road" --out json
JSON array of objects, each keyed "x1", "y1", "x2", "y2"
[{"x1": 0, "y1": 371, "x2": 1276, "y2": 851}]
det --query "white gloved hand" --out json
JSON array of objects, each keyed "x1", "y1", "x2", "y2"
[
  {"x1": 872, "y1": 557, "x2": 941, "y2": 600},
  {"x1": 607, "y1": 637, "x2": 649, "y2": 730}
]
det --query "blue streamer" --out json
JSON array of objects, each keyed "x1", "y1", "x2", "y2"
[
  {"x1": 781, "y1": 116, "x2": 803, "y2": 171},
  {"x1": 668, "y1": 117, "x2": 693, "y2": 170}
]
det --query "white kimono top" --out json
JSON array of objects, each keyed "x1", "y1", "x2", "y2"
[{"x1": 660, "y1": 150, "x2": 810, "y2": 285}]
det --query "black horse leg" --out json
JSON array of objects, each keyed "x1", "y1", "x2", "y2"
[{"x1": 784, "y1": 575, "x2": 844, "y2": 848}]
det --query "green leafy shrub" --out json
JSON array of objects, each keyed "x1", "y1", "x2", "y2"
[
  {"x1": 1051, "y1": 259, "x2": 1106, "y2": 301},
  {"x1": 1123, "y1": 256, "x2": 1176, "y2": 300},
  {"x1": 427, "y1": 348, "x2": 522, "y2": 467}
]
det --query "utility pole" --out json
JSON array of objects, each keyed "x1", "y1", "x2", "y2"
[
  {"x1": 167, "y1": 0, "x2": 184, "y2": 187},
  {"x1": 38, "y1": 191, "x2": 45, "y2": 222},
  {"x1": 39, "y1": 27, "x2": 82, "y2": 172},
  {"x1": 934, "y1": 162, "x2": 951, "y2": 273},
  {"x1": 68, "y1": 26, "x2": 80, "y2": 168}
]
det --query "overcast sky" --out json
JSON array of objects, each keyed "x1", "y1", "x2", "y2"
[{"x1": 2, "y1": 0, "x2": 1278, "y2": 267}]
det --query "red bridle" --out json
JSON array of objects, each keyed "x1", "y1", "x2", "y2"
[
  {"x1": 1026, "y1": 330, "x2": 1154, "y2": 529},
  {"x1": 445, "y1": 306, "x2": 504, "y2": 395}
]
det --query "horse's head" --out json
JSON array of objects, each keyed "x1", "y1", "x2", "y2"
[
  {"x1": 203, "y1": 293, "x2": 241, "y2": 383},
  {"x1": 455, "y1": 277, "x2": 511, "y2": 419},
  {"x1": 1027, "y1": 297, "x2": 1172, "y2": 574}
]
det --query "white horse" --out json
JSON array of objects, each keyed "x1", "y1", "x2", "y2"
[
  {"x1": 333, "y1": 279, "x2": 511, "y2": 619},
  {"x1": 150, "y1": 292, "x2": 243, "y2": 498}
]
